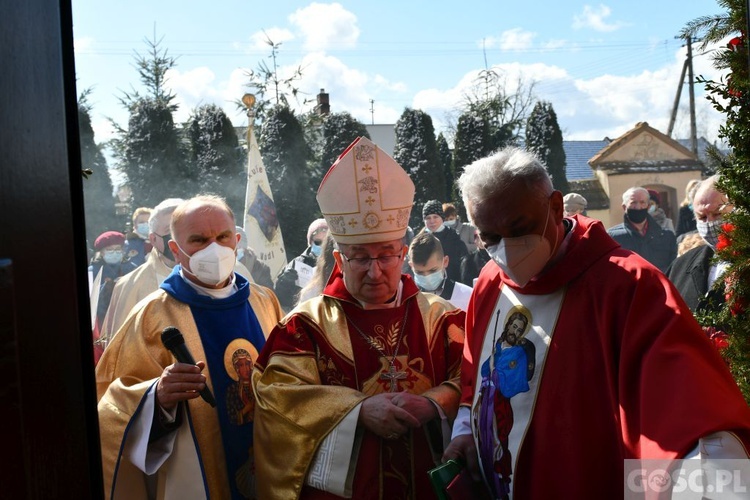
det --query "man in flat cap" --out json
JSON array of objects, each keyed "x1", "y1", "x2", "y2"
[
  {"x1": 562, "y1": 192, "x2": 587, "y2": 217},
  {"x1": 253, "y1": 137, "x2": 466, "y2": 499}
]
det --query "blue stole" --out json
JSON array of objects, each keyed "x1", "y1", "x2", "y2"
[{"x1": 161, "y1": 267, "x2": 266, "y2": 499}]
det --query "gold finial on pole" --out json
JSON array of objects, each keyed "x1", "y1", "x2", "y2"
[
  {"x1": 242, "y1": 93, "x2": 256, "y2": 121},
  {"x1": 242, "y1": 93, "x2": 256, "y2": 109}
]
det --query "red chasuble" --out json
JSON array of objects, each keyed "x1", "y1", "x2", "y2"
[
  {"x1": 254, "y1": 269, "x2": 465, "y2": 500},
  {"x1": 460, "y1": 215, "x2": 750, "y2": 499}
]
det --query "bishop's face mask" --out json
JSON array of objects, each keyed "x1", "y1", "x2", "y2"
[
  {"x1": 485, "y1": 201, "x2": 553, "y2": 287},
  {"x1": 177, "y1": 241, "x2": 236, "y2": 286}
]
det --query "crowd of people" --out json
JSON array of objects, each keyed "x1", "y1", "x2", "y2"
[{"x1": 91, "y1": 137, "x2": 749, "y2": 499}]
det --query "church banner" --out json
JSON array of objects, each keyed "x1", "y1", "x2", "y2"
[{"x1": 242, "y1": 115, "x2": 288, "y2": 282}]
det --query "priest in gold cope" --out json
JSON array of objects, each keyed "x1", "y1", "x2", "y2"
[{"x1": 252, "y1": 137, "x2": 466, "y2": 499}]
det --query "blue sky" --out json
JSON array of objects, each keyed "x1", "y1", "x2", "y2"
[{"x1": 72, "y1": 0, "x2": 730, "y2": 158}]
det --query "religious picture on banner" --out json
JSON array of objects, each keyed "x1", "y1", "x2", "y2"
[
  {"x1": 247, "y1": 186, "x2": 278, "y2": 242},
  {"x1": 243, "y1": 109, "x2": 287, "y2": 279},
  {"x1": 224, "y1": 339, "x2": 260, "y2": 426}
]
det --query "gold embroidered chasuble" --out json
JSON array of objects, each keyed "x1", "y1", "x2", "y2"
[
  {"x1": 96, "y1": 281, "x2": 282, "y2": 500},
  {"x1": 252, "y1": 273, "x2": 465, "y2": 499}
]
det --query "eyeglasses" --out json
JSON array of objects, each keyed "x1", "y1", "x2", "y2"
[{"x1": 341, "y1": 250, "x2": 403, "y2": 271}]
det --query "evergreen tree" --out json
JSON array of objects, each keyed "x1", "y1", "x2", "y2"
[
  {"x1": 393, "y1": 108, "x2": 443, "y2": 228},
  {"x1": 682, "y1": 1, "x2": 750, "y2": 401},
  {"x1": 186, "y1": 104, "x2": 245, "y2": 215},
  {"x1": 109, "y1": 35, "x2": 188, "y2": 208},
  {"x1": 526, "y1": 101, "x2": 570, "y2": 193},
  {"x1": 79, "y1": 92, "x2": 119, "y2": 244},
  {"x1": 319, "y1": 112, "x2": 370, "y2": 187},
  {"x1": 436, "y1": 133, "x2": 457, "y2": 203},
  {"x1": 259, "y1": 104, "x2": 315, "y2": 259},
  {"x1": 453, "y1": 112, "x2": 490, "y2": 175}
]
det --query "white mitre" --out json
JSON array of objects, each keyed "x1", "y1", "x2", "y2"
[{"x1": 317, "y1": 137, "x2": 415, "y2": 245}]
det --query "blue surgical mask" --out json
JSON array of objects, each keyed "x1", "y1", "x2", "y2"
[
  {"x1": 103, "y1": 250, "x2": 123, "y2": 265},
  {"x1": 414, "y1": 269, "x2": 445, "y2": 292},
  {"x1": 136, "y1": 222, "x2": 149, "y2": 238},
  {"x1": 311, "y1": 243, "x2": 322, "y2": 257}
]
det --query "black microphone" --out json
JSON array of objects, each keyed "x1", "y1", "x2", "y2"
[{"x1": 161, "y1": 326, "x2": 216, "y2": 407}]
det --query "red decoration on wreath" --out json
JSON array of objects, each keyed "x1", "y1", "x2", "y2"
[
  {"x1": 716, "y1": 222, "x2": 735, "y2": 252},
  {"x1": 703, "y1": 326, "x2": 730, "y2": 352},
  {"x1": 727, "y1": 36, "x2": 744, "y2": 51}
]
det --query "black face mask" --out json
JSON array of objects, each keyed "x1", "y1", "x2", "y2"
[
  {"x1": 158, "y1": 234, "x2": 175, "y2": 261},
  {"x1": 626, "y1": 208, "x2": 648, "y2": 224}
]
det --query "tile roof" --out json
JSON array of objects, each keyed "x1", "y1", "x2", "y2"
[{"x1": 562, "y1": 140, "x2": 610, "y2": 180}]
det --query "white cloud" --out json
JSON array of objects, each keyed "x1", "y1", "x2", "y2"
[
  {"x1": 164, "y1": 67, "x2": 219, "y2": 122},
  {"x1": 572, "y1": 5, "x2": 626, "y2": 33},
  {"x1": 372, "y1": 74, "x2": 408, "y2": 94},
  {"x1": 289, "y1": 2, "x2": 359, "y2": 51},
  {"x1": 293, "y1": 52, "x2": 405, "y2": 123},
  {"x1": 500, "y1": 28, "x2": 536, "y2": 51},
  {"x1": 483, "y1": 28, "x2": 536, "y2": 52},
  {"x1": 410, "y1": 46, "x2": 728, "y2": 146}
]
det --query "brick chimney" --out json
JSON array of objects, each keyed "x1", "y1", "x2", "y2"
[{"x1": 316, "y1": 88, "x2": 330, "y2": 116}]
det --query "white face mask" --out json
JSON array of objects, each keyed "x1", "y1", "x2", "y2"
[
  {"x1": 444, "y1": 220, "x2": 456, "y2": 229},
  {"x1": 485, "y1": 202, "x2": 553, "y2": 287},
  {"x1": 177, "y1": 241, "x2": 236, "y2": 286}
]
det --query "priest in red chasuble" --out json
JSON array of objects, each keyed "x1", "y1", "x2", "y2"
[
  {"x1": 444, "y1": 147, "x2": 750, "y2": 499},
  {"x1": 252, "y1": 137, "x2": 465, "y2": 499}
]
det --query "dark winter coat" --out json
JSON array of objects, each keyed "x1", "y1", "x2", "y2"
[
  {"x1": 460, "y1": 248, "x2": 491, "y2": 287},
  {"x1": 607, "y1": 214, "x2": 677, "y2": 273},
  {"x1": 666, "y1": 244, "x2": 725, "y2": 314}
]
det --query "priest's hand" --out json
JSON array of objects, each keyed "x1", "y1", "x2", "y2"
[
  {"x1": 390, "y1": 392, "x2": 437, "y2": 425},
  {"x1": 359, "y1": 393, "x2": 420, "y2": 439},
  {"x1": 156, "y1": 361, "x2": 207, "y2": 411},
  {"x1": 443, "y1": 434, "x2": 481, "y2": 481}
]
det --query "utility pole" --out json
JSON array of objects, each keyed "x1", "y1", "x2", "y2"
[
  {"x1": 667, "y1": 59, "x2": 688, "y2": 137},
  {"x1": 667, "y1": 36, "x2": 698, "y2": 155},
  {"x1": 369, "y1": 99, "x2": 375, "y2": 125},
  {"x1": 687, "y1": 36, "x2": 697, "y2": 155}
]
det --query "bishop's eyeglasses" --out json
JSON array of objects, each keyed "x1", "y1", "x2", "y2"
[{"x1": 340, "y1": 249, "x2": 404, "y2": 271}]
